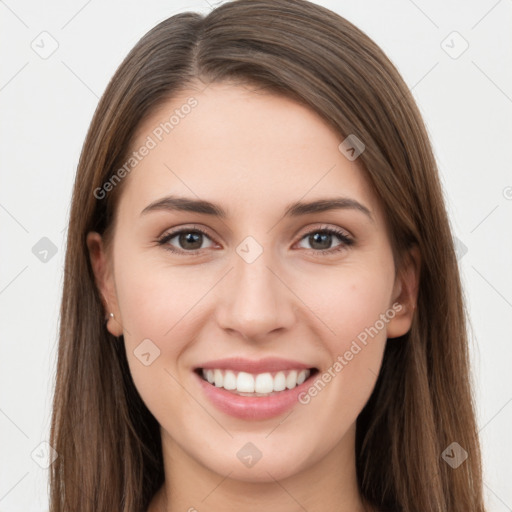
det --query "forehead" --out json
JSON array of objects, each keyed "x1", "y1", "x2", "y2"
[{"x1": 117, "y1": 82, "x2": 383, "y2": 225}]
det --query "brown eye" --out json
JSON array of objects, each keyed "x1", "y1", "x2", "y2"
[
  {"x1": 296, "y1": 228, "x2": 353, "y2": 254},
  {"x1": 157, "y1": 227, "x2": 216, "y2": 254}
]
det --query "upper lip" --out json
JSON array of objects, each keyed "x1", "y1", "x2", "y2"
[{"x1": 196, "y1": 357, "x2": 316, "y2": 374}]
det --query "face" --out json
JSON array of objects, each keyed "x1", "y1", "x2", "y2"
[{"x1": 88, "y1": 81, "x2": 417, "y2": 484}]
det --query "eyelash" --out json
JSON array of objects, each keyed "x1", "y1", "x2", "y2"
[{"x1": 156, "y1": 225, "x2": 354, "y2": 257}]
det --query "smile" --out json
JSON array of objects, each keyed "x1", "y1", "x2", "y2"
[
  {"x1": 197, "y1": 368, "x2": 316, "y2": 396},
  {"x1": 193, "y1": 358, "x2": 319, "y2": 420}
]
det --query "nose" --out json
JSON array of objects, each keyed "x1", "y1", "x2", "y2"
[{"x1": 215, "y1": 247, "x2": 297, "y2": 342}]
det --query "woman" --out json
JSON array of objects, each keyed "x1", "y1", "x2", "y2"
[{"x1": 49, "y1": 1, "x2": 486, "y2": 511}]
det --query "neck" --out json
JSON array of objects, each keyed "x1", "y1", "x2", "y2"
[{"x1": 149, "y1": 423, "x2": 372, "y2": 512}]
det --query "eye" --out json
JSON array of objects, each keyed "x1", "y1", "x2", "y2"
[
  {"x1": 296, "y1": 226, "x2": 354, "y2": 255},
  {"x1": 157, "y1": 226, "x2": 216, "y2": 254}
]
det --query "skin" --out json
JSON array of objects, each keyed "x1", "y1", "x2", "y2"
[{"x1": 87, "y1": 81, "x2": 420, "y2": 512}]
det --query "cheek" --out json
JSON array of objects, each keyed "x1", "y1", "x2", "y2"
[
  {"x1": 298, "y1": 259, "x2": 395, "y2": 348},
  {"x1": 293, "y1": 256, "x2": 394, "y2": 415},
  {"x1": 114, "y1": 248, "x2": 207, "y2": 341},
  {"x1": 112, "y1": 249, "x2": 210, "y2": 403}
]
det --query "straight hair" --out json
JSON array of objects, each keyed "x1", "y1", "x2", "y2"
[{"x1": 50, "y1": 1, "x2": 486, "y2": 510}]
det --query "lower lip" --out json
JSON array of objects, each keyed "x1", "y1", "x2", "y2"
[{"x1": 194, "y1": 370, "x2": 316, "y2": 420}]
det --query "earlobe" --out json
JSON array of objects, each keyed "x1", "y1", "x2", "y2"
[
  {"x1": 86, "y1": 232, "x2": 123, "y2": 337},
  {"x1": 386, "y1": 245, "x2": 421, "y2": 339}
]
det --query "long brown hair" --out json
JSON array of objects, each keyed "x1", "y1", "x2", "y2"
[{"x1": 50, "y1": 1, "x2": 486, "y2": 510}]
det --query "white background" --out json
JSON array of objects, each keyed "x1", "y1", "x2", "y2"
[{"x1": 0, "y1": 0, "x2": 511, "y2": 510}]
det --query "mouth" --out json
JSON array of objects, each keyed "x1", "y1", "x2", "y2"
[{"x1": 194, "y1": 367, "x2": 319, "y2": 397}]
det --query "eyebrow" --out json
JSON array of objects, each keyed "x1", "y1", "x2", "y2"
[{"x1": 140, "y1": 194, "x2": 373, "y2": 222}]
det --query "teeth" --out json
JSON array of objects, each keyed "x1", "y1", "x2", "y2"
[
  {"x1": 255, "y1": 373, "x2": 273, "y2": 393},
  {"x1": 214, "y1": 369, "x2": 223, "y2": 387},
  {"x1": 297, "y1": 370, "x2": 307, "y2": 385},
  {"x1": 286, "y1": 370, "x2": 297, "y2": 389},
  {"x1": 237, "y1": 371, "x2": 255, "y2": 392},
  {"x1": 222, "y1": 370, "x2": 237, "y2": 390},
  {"x1": 274, "y1": 371, "x2": 286, "y2": 391},
  {"x1": 200, "y1": 368, "x2": 311, "y2": 394}
]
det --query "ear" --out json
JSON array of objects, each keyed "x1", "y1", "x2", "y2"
[
  {"x1": 86, "y1": 232, "x2": 123, "y2": 337},
  {"x1": 386, "y1": 245, "x2": 421, "y2": 339}
]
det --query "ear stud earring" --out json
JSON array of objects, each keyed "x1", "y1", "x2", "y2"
[{"x1": 104, "y1": 312, "x2": 114, "y2": 325}]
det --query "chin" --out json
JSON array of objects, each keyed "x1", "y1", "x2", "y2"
[{"x1": 196, "y1": 440, "x2": 314, "y2": 483}]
